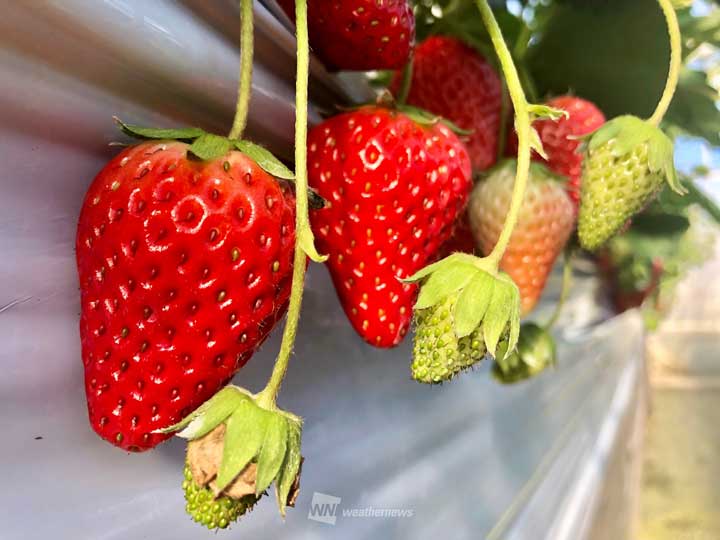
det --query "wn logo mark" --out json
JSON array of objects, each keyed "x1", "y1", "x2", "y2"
[{"x1": 308, "y1": 492, "x2": 341, "y2": 525}]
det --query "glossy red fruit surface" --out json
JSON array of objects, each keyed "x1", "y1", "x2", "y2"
[
  {"x1": 308, "y1": 106, "x2": 472, "y2": 347},
  {"x1": 278, "y1": 0, "x2": 415, "y2": 71},
  {"x1": 76, "y1": 141, "x2": 295, "y2": 451},
  {"x1": 393, "y1": 35, "x2": 503, "y2": 171},
  {"x1": 508, "y1": 95, "x2": 605, "y2": 210}
]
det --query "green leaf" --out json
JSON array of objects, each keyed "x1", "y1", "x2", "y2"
[
  {"x1": 114, "y1": 117, "x2": 205, "y2": 141},
  {"x1": 188, "y1": 133, "x2": 233, "y2": 161},
  {"x1": 155, "y1": 385, "x2": 250, "y2": 436},
  {"x1": 415, "y1": 263, "x2": 479, "y2": 310},
  {"x1": 254, "y1": 415, "x2": 289, "y2": 496},
  {"x1": 482, "y1": 279, "x2": 515, "y2": 357},
  {"x1": 453, "y1": 270, "x2": 493, "y2": 338},
  {"x1": 216, "y1": 401, "x2": 268, "y2": 492},
  {"x1": 276, "y1": 419, "x2": 302, "y2": 517},
  {"x1": 235, "y1": 140, "x2": 295, "y2": 180}
]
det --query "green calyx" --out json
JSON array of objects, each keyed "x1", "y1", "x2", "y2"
[
  {"x1": 183, "y1": 463, "x2": 259, "y2": 529},
  {"x1": 158, "y1": 385, "x2": 303, "y2": 518},
  {"x1": 579, "y1": 116, "x2": 685, "y2": 251},
  {"x1": 396, "y1": 104, "x2": 472, "y2": 136},
  {"x1": 406, "y1": 253, "x2": 521, "y2": 382},
  {"x1": 492, "y1": 322, "x2": 556, "y2": 384},
  {"x1": 372, "y1": 91, "x2": 472, "y2": 136},
  {"x1": 114, "y1": 117, "x2": 294, "y2": 179},
  {"x1": 587, "y1": 115, "x2": 683, "y2": 194}
]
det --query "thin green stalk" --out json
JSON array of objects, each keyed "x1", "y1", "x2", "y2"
[
  {"x1": 475, "y1": 0, "x2": 532, "y2": 270},
  {"x1": 396, "y1": 55, "x2": 414, "y2": 105},
  {"x1": 496, "y1": 76, "x2": 509, "y2": 161},
  {"x1": 257, "y1": 0, "x2": 311, "y2": 410},
  {"x1": 648, "y1": 0, "x2": 682, "y2": 127},
  {"x1": 544, "y1": 250, "x2": 573, "y2": 331},
  {"x1": 228, "y1": 0, "x2": 254, "y2": 140}
]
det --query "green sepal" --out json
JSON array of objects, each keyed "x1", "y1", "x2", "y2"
[
  {"x1": 397, "y1": 104, "x2": 473, "y2": 136},
  {"x1": 216, "y1": 400, "x2": 270, "y2": 491},
  {"x1": 414, "y1": 262, "x2": 480, "y2": 310},
  {"x1": 522, "y1": 105, "x2": 567, "y2": 160},
  {"x1": 254, "y1": 414, "x2": 288, "y2": 496},
  {"x1": 527, "y1": 104, "x2": 569, "y2": 122},
  {"x1": 529, "y1": 126, "x2": 549, "y2": 160},
  {"x1": 482, "y1": 274, "x2": 520, "y2": 358},
  {"x1": 154, "y1": 385, "x2": 252, "y2": 438},
  {"x1": 403, "y1": 252, "x2": 479, "y2": 283},
  {"x1": 189, "y1": 133, "x2": 233, "y2": 161},
  {"x1": 410, "y1": 253, "x2": 522, "y2": 358},
  {"x1": 276, "y1": 418, "x2": 303, "y2": 517},
  {"x1": 115, "y1": 118, "x2": 299, "y2": 182},
  {"x1": 588, "y1": 116, "x2": 685, "y2": 196},
  {"x1": 114, "y1": 117, "x2": 205, "y2": 141},
  {"x1": 235, "y1": 140, "x2": 295, "y2": 180},
  {"x1": 159, "y1": 385, "x2": 303, "y2": 515},
  {"x1": 453, "y1": 270, "x2": 494, "y2": 338}
]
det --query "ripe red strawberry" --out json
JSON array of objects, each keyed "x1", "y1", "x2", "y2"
[
  {"x1": 277, "y1": 0, "x2": 414, "y2": 71},
  {"x1": 507, "y1": 95, "x2": 605, "y2": 210},
  {"x1": 392, "y1": 35, "x2": 502, "y2": 171},
  {"x1": 76, "y1": 140, "x2": 296, "y2": 451},
  {"x1": 468, "y1": 161, "x2": 574, "y2": 314},
  {"x1": 308, "y1": 105, "x2": 472, "y2": 347}
]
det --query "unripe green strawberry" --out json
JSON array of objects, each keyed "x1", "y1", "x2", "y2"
[
  {"x1": 412, "y1": 292, "x2": 486, "y2": 384},
  {"x1": 492, "y1": 322, "x2": 556, "y2": 384},
  {"x1": 578, "y1": 116, "x2": 684, "y2": 251},
  {"x1": 405, "y1": 253, "x2": 521, "y2": 384},
  {"x1": 182, "y1": 463, "x2": 259, "y2": 530}
]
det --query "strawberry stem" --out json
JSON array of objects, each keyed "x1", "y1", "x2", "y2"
[
  {"x1": 544, "y1": 249, "x2": 573, "y2": 331},
  {"x1": 257, "y1": 0, "x2": 314, "y2": 410},
  {"x1": 475, "y1": 0, "x2": 532, "y2": 271},
  {"x1": 648, "y1": 0, "x2": 681, "y2": 127},
  {"x1": 396, "y1": 54, "x2": 414, "y2": 105},
  {"x1": 228, "y1": 0, "x2": 254, "y2": 140}
]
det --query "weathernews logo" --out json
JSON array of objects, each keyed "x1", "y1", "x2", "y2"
[{"x1": 307, "y1": 492, "x2": 414, "y2": 525}]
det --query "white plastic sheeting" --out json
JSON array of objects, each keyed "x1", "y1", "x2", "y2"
[{"x1": 0, "y1": 2, "x2": 644, "y2": 539}]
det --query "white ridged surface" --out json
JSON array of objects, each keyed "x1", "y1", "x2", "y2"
[{"x1": 0, "y1": 2, "x2": 642, "y2": 539}]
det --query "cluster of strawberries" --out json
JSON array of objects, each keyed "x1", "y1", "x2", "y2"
[
  {"x1": 76, "y1": 0, "x2": 676, "y2": 455},
  {"x1": 74, "y1": 0, "x2": 683, "y2": 531}
]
